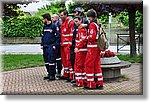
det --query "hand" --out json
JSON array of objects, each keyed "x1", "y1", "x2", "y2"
[
  {"x1": 41, "y1": 46, "x2": 43, "y2": 49},
  {"x1": 53, "y1": 46, "x2": 56, "y2": 50},
  {"x1": 74, "y1": 48, "x2": 79, "y2": 53},
  {"x1": 78, "y1": 24, "x2": 87, "y2": 28}
]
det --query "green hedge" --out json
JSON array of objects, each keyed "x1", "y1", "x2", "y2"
[{"x1": 2, "y1": 16, "x2": 43, "y2": 38}]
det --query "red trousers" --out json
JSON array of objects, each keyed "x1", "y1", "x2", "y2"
[
  {"x1": 74, "y1": 51, "x2": 87, "y2": 87},
  {"x1": 84, "y1": 47, "x2": 103, "y2": 88},
  {"x1": 60, "y1": 46, "x2": 73, "y2": 79}
]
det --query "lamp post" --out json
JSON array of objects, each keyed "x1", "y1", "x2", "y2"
[{"x1": 108, "y1": 12, "x2": 112, "y2": 46}]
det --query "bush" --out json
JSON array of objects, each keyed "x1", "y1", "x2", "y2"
[{"x1": 2, "y1": 16, "x2": 43, "y2": 38}]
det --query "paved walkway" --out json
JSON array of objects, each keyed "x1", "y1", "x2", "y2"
[{"x1": 1, "y1": 63, "x2": 143, "y2": 95}]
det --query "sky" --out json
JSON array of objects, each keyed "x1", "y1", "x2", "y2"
[{"x1": 17, "y1": 0, "x2": 51, "y2": 14}]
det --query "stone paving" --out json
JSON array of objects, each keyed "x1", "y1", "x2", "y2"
[{"x1": 1, "y1": 63, "x2": 143, "y2": 95}]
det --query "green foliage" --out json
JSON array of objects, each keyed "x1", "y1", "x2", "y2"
[
  {"x1": 98, "y1": 15, "x2": 109, "y2": 24},
  {"x1": 34, "y1": 9, "x2": 52, "y2": 18},
  {"x1": 2, "y1": 16, "x2": 43, "y2": 38},
  {"x1": 135, "y1": 10, "x2": 143, "y2": 33},
  {"x1": 117, "y1": 53, "x2": 143, "y2": 63},
  {"x1": 2, "y1": 54, "x2": 44, "y2": 71},
  {"x1": 2, "y1": 2, "x2": 66, "y2": 38},
  {"x1": 34, "y1": 2, "x2": 66, "y2": 17},
  {"x1": 116, "y1": 11, "x2": 129, "y2": 26},
  {"x1": 116, "y1": 10, "x2": 143, "y2": 33},
  {"x1": 3, "y1": 4, "x2": 25, "y2": 17}
]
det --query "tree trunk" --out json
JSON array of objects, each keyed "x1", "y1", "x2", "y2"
[{"x1": 129, "y1": 5, "x2": 137, "y2": 58}]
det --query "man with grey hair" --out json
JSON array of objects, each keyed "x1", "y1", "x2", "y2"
[
  {"x1": 52, "y1": 14, "x2": 62, "y2": 79},
  {"x1": 52, "y1": 14, "x2": 61, "y2": 26}
]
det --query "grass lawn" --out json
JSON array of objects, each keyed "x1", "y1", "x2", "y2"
[
  {"x1": 117, "y1": 53, "x2": 143, "y2": 63},
  {"x1": 2, "y1": 54, "x2": 44, "y2": 71},
  {"x1": 1, "y1": 53, "x2": 143, "y2": 71}
]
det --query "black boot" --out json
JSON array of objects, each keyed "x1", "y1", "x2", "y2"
[
  {"x1": 65, "y1": 78, "x2": 71, "y2": 82},
  {"x1": 96, "y1": 84, "x2": 104, "y2": 89},
  {"x1": 48, "y1": 64, "x2": 56, "y2": 81},
  {"x1": 71, "y1": 79, "x2": 76, "y2": 83},
  {"x1": 48, "y1": 75, "x2": 55, "y2": 81},
  {"x1": 43, "y1": 74, "x2": 50, "y2": 80},
  {"x1": 56, "y1": 73, "x2": 61, "y2": 79}
]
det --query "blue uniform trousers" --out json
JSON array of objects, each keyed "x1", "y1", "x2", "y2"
[
  {"x1": 43, "y1": 45, "x2": 56, "y2": 77},
  {"x1": 55, "y1": 46, "x2": 62, "y2": 75}
]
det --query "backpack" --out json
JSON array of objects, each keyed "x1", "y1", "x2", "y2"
[{"x1": 94, "y1": 23, "x2": 109, "y2": 51}]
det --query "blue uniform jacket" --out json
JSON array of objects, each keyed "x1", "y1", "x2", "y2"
[
  {"x1": 55, "y1": 21, "x2": 62, "y2": 28},
  {"x1": 41, "y1": 22, "x2": 60, "y2": 47},
  {"x1": 54, "y1": 21, "x2": 61, "y2": 47}
]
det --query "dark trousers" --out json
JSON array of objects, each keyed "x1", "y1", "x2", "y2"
[
  {"x1": 55, "y1": 46, "x2": 62, "y2": 74},
  {"x1": 70, "y1": 47, "x2": 76, "y2": 70},
  {"x1": 43, "y1": 46, "x2": 56, "y2": 77}
]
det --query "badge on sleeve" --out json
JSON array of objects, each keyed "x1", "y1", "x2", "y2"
[
  {"x1": 56, "y1": 27, "x2": 59, "y2": 31},
  {"x1": 90, "y1": 29, "x2": 93, "y2": 34},
  {"x1": 64, "y1": 28, "x2": 66, "y2": 32}
]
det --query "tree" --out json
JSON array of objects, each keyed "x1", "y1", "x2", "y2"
[
  {"x1": 1, "y1": 0, "x2": 34, "y2": 17},
  {"x1": 2, "y1": 3, "x2": 24, "y2": 17},
  {"x1": 69, "y1": 1, "x2": 143, "y2": 58}
]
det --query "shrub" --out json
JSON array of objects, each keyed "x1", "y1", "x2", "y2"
[{"x1": 2, "y1": 16, "x2": 43, "y2": 38}]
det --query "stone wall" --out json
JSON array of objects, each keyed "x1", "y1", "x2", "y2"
[{"x1": 2, "y1": 37, "x2": 41, "y2": 44}]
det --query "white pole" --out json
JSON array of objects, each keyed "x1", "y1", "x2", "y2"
[{"x1": 108, "y1": 12, "x2": 112, "y2": 46}]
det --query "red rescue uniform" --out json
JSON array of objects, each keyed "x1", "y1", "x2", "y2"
[
  {"x1": 60, "y1": 17, "x2": 74, "y2": 79},
  {"x1": 84, "y1": 22, "x2": 103, "y2": 89},
  {"x1": 74, "y1": 27, "x2": 87, "y2": 87}
]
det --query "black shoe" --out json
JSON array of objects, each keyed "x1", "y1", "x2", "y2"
[
  {"x1": 43, "y1": 76, "x2": 49, "y2": 80},
  {"x1": 83, "y1": 85, "x2": 95, "y2": 90},
  {"x1": 58, "y1": 76, "x2": 66, "y2": 80},
  {"x1": 83, "y1": 86, "x2": 92, "y2": 90},
  {"x1": 72, "y1": 83, "x2": 77, "y2": 87},
  {"x1": 48, "y1": 76, "x2": 55, "y2": 81},
  {"x1": 56, "y1": 74, "x2": 61, "y2": 79},
  {"x1": 56, "y1": 73, "x2": 61, "y2": 77},
  {"x1": 72, "y1": 83, "x2": 84, "y2": 87},
  {"x1": 65, "y1": 78, "x2": 71, "y2": 82},
  {"x1": 96, "y1": 84, "x2": 104, "y2": 89},
  {"x1": 71, "y1": 79, "x2": 76, "y2": 83}
]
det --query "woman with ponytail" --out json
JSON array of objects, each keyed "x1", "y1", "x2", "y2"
[{"x1": 84, "y1": 9, "x2": 104, "y2": 89}]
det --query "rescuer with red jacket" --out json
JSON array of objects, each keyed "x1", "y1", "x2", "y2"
[
  {"x1": 73, "y1": 16, "x2": 87, "y2": 87},
  {"x1": 84, "y1": 9, "x2": 104, "y2": 89},
  {"x1": 59, "y1": 10, "x2": 74, "y2": 81}
]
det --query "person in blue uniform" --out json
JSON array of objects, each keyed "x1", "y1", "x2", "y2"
[
  {"x1": 51, "y1": 14, "x2": 62, "y2": 79},
  {"x1": 41, "y1": 13, "x2": 60, "y2": 81}
]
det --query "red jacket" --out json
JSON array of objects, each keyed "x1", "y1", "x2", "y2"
[
  {"x1": 87, "y1": 22, "x2": 99, "y2": 48},
  {"x1": 60, "y1": 17, "x2": 74, "y2": 47},
  {"x1": 75, "y1": 27, "x2": 87, "y2": 51}
]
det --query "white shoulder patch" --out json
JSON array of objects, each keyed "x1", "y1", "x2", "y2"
[
  {"x1": 56, "y1": 27, "x2": 59, "y2": 31},
  {"x1": 90, "y1": 29, "x2": 94, "y2": 34}
]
